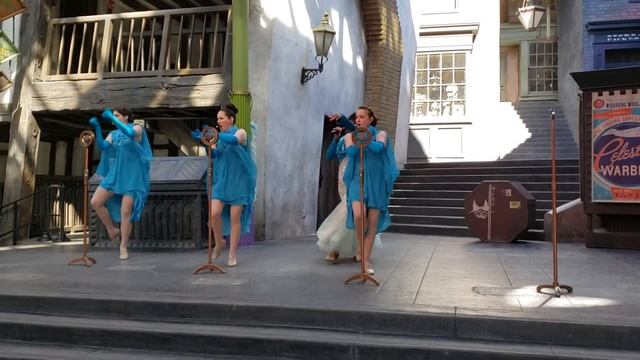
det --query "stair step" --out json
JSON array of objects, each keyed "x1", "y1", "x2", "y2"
[
  {"x1": 396, "y1": 174, "x2": 579, "y2": 183},
  {"x1": 0, "y1": 340, "x2": 262, "y2": 360},
  {"x1": 389, "y1": 205, "x2": 553, "y2": 219},
  {"x1": 391, "y1": 189, "x2": 579, "y2": 201},
  {"x1": 404, "y1": 159, "x2": 579, "y2": 169},
  {"x1": 2, "y1": 294, "x2": 640, "y2": 357},
  {"x1": 1, "y1": 313, "x2": 637, "y2": 360},
  {"x1": 400, "y1": 165, "x2": 579, "y2": 176},
  {"x1": 394, "y1": 182, "x2": 578, "y2": 192},
  {"x1": 391, "y1": 214, "x2": 466, "y2": 226},
  {"x1": 390, "y1": 198, "x2": 463, "y2": 207}
]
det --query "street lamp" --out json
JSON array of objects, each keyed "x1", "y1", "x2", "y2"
[
  {"x1": 301, "y1": 12, "x2": 336, "y2": 85},
  {"x1": 517, "y1": 0, "x2": 546, "y2": 31}
]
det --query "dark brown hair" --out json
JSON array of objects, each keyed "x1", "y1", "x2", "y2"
[
  {"x1": 358, "y1": 106, "x2": 377, "y2": 127},
  {"x1": 115, "y1": 108, "x2": 135, "y2": 122},
  {"x1": 220, "y1": 103, "x2": 239, "y2": 123}
]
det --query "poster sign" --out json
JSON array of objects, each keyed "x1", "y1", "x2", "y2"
[{"x1": 591, "y1": 90, "x2": 640, "y2": 203}]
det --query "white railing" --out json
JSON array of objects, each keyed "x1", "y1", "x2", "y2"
[{"x1": 41, "y1": 6, "x2": 230, "y2": 80}]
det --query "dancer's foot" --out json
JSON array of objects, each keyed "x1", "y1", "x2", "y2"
[
  {"x1": 213, "y1": 241, "x2": 226, "y2": 260},
  {"x1": 227, "y1": 255, "x2": 237, "y2": 267},
  {"x1": 325, "y1": 251, "x2": 339, "y2": 263},
  {"x1": 107, "y1": 227, "x2": 120, "y2": 244},
  {"x1": 119, "y1": 247, "x2": 128, "y2": 260},
  {"x1": 353, "y1": 251, "x2": 362, "y2": 263},
  {"x1": 366, "y1": 262, "x2": 374, "y2": 275}
]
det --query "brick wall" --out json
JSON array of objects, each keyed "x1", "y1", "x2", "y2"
[
  {"x1": 360, "y1": 0, "x2": 403, "y2": 139},
  {"x1": 582, "y1": 0, "x2": 640, "y2": 70}
]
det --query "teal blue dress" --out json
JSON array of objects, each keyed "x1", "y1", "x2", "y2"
[
  {"x1": 96, "y1": 124, "x2": 153, "y2": 222},
  {"x1": 343, "y1": 126, "x2": 399, "y2": 233},
  {"x1": 210, "y1": 126, "x2": 257, "y2": 236}
]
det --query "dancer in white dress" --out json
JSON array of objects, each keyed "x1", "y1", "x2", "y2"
[{"x1": 316, "y1": 114, "x2": 380, "y2": 263}]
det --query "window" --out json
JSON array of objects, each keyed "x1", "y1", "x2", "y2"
[
  {"x1": 528, "y1": 41, "x2": 557, "y2": 93},
  {"x1": 412, "y1": 51, "x2": 466, "y2": 118},
  {"x1": 605, "y1": 48, "x2": 640, "y2": 68},
  {"x1": 424, "y1": 0, "x2": 458, "y2": 14}
]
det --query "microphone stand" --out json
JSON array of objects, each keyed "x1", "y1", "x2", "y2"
[{"x1": 193, "y1": 127, "x2": 226, "y2": 274}]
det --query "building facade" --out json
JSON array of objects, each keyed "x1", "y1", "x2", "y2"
[
  {"x1": 408, "y1": 0, "x2": 530, "y2": 162},
  {"x1": 558, "y1": 0, "x2": 640, "y2": 140},
  {"x1": 0, "y1": 0, "x2": 414, "y2": 244}
]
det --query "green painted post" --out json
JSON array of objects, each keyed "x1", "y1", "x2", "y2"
[{"x1": 230, "y1": 0, "x2": 251, "y2": 136}]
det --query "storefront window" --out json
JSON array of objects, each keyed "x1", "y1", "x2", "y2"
[
  {"x1": 528, "y1": 41, "x2": 557, "y2": 93},
  {"x1": 412, "y1": 51, "x2": 466, "y2": 118}
]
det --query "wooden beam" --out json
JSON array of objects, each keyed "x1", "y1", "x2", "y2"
[
  {"x1": 114, "y1": 0, "x2": 139, "y2": 12},
  {"x1": 31, "y1": 74, "x2": 227, "y2": 111},
  {"x1": 1, "y1": 0, "x2": 45, "y2": 244},
  {"x1": 157, "y1": 0, "x2": 183, "y2": 9},
  {"x1": 156, "y1": 120, "x2": 204, "y2": 156}
]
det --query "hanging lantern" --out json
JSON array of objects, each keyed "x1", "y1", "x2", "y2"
[{"x1": 517, "y1": 0, "x2": 546, "y2": 31}]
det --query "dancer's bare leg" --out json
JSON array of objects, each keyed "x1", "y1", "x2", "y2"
[
  {"x1": 351, "y1": 201, "x2": 364, "y2": 263},
  {"x1": 211, "y1": 200, "x2": 226, "y2": 260},
  {"x1": 364, "y1": 208, "x2": 380, "y2": 274},
  {"x1": 119, "y1": 195, "x2": 134, "y2": 260},
  {"x1": 90, "y1": 187, "x2": 119, "y2": 241},
  {"x1": 227, "y1": 205, "x2": 242, "y2": 267}
]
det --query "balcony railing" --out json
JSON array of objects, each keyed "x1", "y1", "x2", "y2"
[{"x1": 41, "y1": 6, "x2": 230, "y2": 80}]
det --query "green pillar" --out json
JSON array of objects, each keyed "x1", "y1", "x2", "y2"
[{"x1": 230, "y1": 0, "x2": 251, "y2": 135}]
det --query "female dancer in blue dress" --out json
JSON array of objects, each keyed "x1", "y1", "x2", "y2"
[
  {"x1": 192, "y1": 104, "x2": 256, "y2": 267},
  {"x1": 89, "y1": 108, "x2": 152, "y2": 260},
  {"x1": 342, "y1": 106, "x2": 398, "y2": 275}
]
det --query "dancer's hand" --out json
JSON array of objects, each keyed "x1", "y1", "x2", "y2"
[
  {"x1": 327, "y1": 113, "x2": 341, "y2": 122},
  {"x1": 331, "y1": 126, "x2": 343, "y2": 139},
  {"x1": 191, "y1": 129, "x2": 202, "y2": 141},
  {"x1": 89, "y1": 116, "x2": 100, "y2": 128}
]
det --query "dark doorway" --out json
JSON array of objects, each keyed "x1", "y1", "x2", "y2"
[{"x1": 316, "y1": 115, "x2": 340, "y2": 228}]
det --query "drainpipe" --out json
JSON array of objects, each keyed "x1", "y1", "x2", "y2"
[{"x1": 230, "y1": 0, "x2": 251, "y2": 135}]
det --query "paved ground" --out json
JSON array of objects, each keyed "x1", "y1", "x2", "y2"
[{"x1": 1, "y1": 233, "x2": 639, "y2": 326}]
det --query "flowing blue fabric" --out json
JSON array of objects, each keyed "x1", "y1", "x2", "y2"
[
  {"x1": 209, "y1": 126, "x2": 257, "y2": 236},
  {"x1": 96, "y1": 124, "x2": 152, "y2": 222},
  {"x1": 326, "y1": 136, "x2": 348, "y2": 161},
  {"x1": 343, "y1": 126, "x2": 399, "y2": 233}
]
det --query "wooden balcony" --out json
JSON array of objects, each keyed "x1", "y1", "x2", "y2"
[{"x1": 32, "y1": 6, "x2": 231, "y2": 112}]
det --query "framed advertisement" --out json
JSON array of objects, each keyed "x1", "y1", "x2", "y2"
[{"x1": 591, "y1": 90, "x2": 640, "y2": 203}]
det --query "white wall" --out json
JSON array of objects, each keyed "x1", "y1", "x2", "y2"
[
  {"x1": 395, "y1": 0, "x2": 417, "y2": 167},
  {"x1": 409, "y1": 0, "x2": 524, "y2": 161},
  {"x1": 250, "y1": 0, "x2": 366, "y2": 240}
]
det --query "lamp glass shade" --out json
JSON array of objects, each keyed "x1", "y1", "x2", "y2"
[
  {"x1": 517, "y1": 5, "x2": 545, "y2": 31},
  {"x1": 0, "y1": 31, "x2": 19, "y2": 64},
  {"x1": 0, "y1": 71, "x2": 12, "y2": 92},
  {"x1": 312, "y1": 13, "x2": 336, "y2": 58}
]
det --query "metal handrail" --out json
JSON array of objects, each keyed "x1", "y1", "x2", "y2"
[{"x1": 0, "y1": 185, "x2": 66, "y2": 245}]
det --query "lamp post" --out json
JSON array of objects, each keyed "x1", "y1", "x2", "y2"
[{"x1": 301, "y1": 12, "x2": 336, "y2": 84}]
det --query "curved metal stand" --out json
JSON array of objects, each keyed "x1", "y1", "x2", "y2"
[
  {"x1": 345, "y1": 127, "x2": 379, "y2": 286},
  {"x1": 193, "y1": 127, "x2": 225, "y2": 275},
  {"x1": 68, "y1": 130, "x2": 97, "y2": 267},
  {"x1": 537, "y1": 110, "x2": 573, "y2": 297}
]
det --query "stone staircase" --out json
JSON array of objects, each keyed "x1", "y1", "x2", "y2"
[
  {"x1": 0, "y1": 294, "x2": 637, "y2": 359},
  {"x1": 503, "y1": 101, "x2": 579, "y2": 160},
  {"x1": 389, "y1": 101, "x2": 580, "y2": 240}
]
